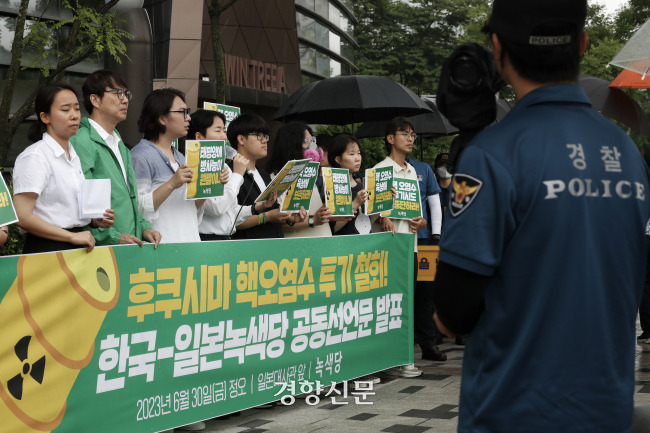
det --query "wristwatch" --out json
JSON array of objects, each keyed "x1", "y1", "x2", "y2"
[
  {"x1": 308, "y1": 215, "x2": 315, "y2": 228},
  {"x1": 251, "y1": 204, "x2": 261, "y2": 215}
]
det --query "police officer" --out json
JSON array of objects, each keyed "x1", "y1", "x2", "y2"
[{"x1": 432, "y1": 1, "x2": 650, "y2": 432}]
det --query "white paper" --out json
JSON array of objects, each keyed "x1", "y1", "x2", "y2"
[{"x1": 79, "y1": 179, "x2": 111, "y2": 219}]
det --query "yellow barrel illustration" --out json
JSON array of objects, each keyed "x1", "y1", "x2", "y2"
[
  {"x1": 186, "y1": 140, "x2": 201, "y2": 198},
  {"x1": 323, "y1": 168, "x2": 335, "y2": 212},
  {"x1": 366, "y1": 169, "x2": 376, "y2": 214},
  {"x1": 281, "y1": 180, "x2": 298, "y2": 212},
  {"x1": 0, "y1": 247, "x2": 119, "y2": 432}
]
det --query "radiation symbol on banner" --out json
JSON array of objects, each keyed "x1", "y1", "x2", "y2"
[{"x1": 7, "y1": 336, "x2": 46, "y2": 401}]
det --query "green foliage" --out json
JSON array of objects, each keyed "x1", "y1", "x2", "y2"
[{"x1": 21, "y1": 0, "x2": 131, "y2": 75}]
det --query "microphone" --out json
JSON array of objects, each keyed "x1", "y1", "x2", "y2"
[{"x1": 225, "y1": 144, "x2": 238, "y2": 160}]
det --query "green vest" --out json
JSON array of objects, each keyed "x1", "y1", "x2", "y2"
[{"x1": 70, "y1": 117, "x2": 152, "y2": 245}]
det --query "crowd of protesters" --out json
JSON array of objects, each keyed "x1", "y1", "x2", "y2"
[{"x1": 6, "y1": 68, "x2": 455, "y2": 431}]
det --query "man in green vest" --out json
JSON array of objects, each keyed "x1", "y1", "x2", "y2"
[{"x1": 71, "y1": 69, "x2": 161, "y2": 247}]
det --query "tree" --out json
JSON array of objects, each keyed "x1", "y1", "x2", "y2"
[
  {"x1": 207, "y1": 0, "x2": 241, "y2": 104},
  {"x1": 0, "y1": 0, "x2": 130, "y2": 166}
]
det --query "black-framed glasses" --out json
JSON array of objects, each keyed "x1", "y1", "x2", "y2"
[
  {"x1": 168, "y1": 108, "x2": 191, "y2": 117},
  {"x1": 106, "y1": 89, "x2": 133, "y2": 101},
  {"x1": 246, "y1": 133, "x2": 270, "y2": 142},
  {"x1": 395, "y1": 132, "x2": 417, "y2": 140}
]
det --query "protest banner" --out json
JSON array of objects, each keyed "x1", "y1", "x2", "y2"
[
  {"x1": 281, "y1": 162, "x2": 319, "y2": 213},
  {"x1": 0, "y1": 175, "x2": 18, "y2": 227},
  {"x1": 185, "y1": 140, "x2": 226, "y2": 199},
  {"x1": 322, "y1": 167, "x2": 353, "y2": 217},
  {"x1": 380, "y1": 178, "x2": 422, "y2": 220},
  {"x1": 0, "y1": 233, "x2": 414, "y2": 433},
  {"x1": 255, "y1": 159, "x2": 311, "y2": 203},
  {"x1": 365, "y1": 167, "x2": 394, "y2": 216}
]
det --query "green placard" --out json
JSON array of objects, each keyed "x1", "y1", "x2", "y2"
[
  {"x1": 365, "y1": 167, "x2": 394, "y2": 216},
  {"x1": 203, "y1": 102, "x2": 240, "y2": 131},
  {"x1": 281, "y1": 162, "x2": 319, "y2": 213},
  {"x1": 185, "y1": 140, "x2": 226, "y2": 199},
  {"x1": 0, "y1": 233, "x2": 414, "y2": 433},
  {"x1": 322, "y1": 167, "x2": 353, "y2": 217},
  {"x1": 381, "y1": 178, "x2": 422, "y2": 220},
  {"x1": 255, "y1": 159, "x2": 311, "y2": 203},
  {"x1": 0, "y1": 175, "x2": 17, "y2": 227}
]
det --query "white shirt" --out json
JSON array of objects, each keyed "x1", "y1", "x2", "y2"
[
  {"x1": 373, "y1": 156, "x2": 418, "y2": 251},
  {"x1": 13, "y1": 133, "x2": 90, "y2": 228},
  {"x1": 199, "y1": 170, "x2": 249, "y2": 236},
  {"x1": 88, "y1": 118, "x2": 129, "y2": 188}
]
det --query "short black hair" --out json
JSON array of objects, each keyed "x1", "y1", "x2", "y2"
[
  {"x1": 328, "y1": 133, "x2": 359, "y2": 168},
  {"x1": 494, "y1": 23, "x2": 582, "y2": 83},
  {"x1": 82, "y1": 69, "x2": 128, "y2": 114},
  {"x1": 384, "y1": 117, "x2": 414, "y2": 154},
  {"x1": 226, "y1": 113, "x2": 269, "y2": 150},
  {"x1": 138, "y1": 88, "x2": 186, "y2": 141},
  {"x1": 188, "y1": 109, "x2": 226, "y2": 139},
  {"x1": 268, "y1": 121, "x2": 313, "y2": 174},
  {"x1": 29, "y1": 83, "x2": 79, "y2": 143}
]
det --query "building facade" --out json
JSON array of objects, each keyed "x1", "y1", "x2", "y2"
[{"x1": 0, "y1": 0, "x2": 357, "y2": 162}]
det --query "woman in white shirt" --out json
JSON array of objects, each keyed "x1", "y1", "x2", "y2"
[
  {"x1": 187, "y1": 109, "x2": 253, "y2": 241},
  {"x1": 131, "y1": 88, "x2": 206, "y2": 244},
  {"x1": 13, "y1": 84, "x2": 114, "y2": 254}
]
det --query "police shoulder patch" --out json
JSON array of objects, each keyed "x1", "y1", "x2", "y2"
[{"x1": 450, "y1": 174, "x2": 483, "y2": 217}]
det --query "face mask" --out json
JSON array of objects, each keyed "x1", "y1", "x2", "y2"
[{"x1": 436, "y1": 166, "x2": 452, "y2": 179}]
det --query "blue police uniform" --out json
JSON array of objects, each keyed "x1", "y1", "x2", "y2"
[
  {"x1": 439, "y1": 84, "x2": 650, "y2": 432},
  {"x1": 408, "y1": 157, "x2": 441, "y2": 240}
]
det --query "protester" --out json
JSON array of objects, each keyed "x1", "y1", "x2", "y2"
[
  {"x1": 131, "y1": 88, "x2": 205, "y2": 248},
  {"x1": 327, "y1": 134, "x2": 369, "y2": 235},
  {"x1": 71, "y1": 69, "x2": 161, "y2": 248},
  {"x1": 13, "y1": 83, "x2": 114, "y2": 254},
  {"x1": 187, "y1": 109, "x2": 251, "y2": 240},
  {"x1": 227, "y1": 114, "x2": 305, "y2": 240},
  {"x1": 374, "y1": 117, "x2": 447, "y2": 375},
  {"x1": 268, "y1": 121, "x2": 331, "y2": 237},
  {"x1": 433, "y1": 152, "x2": 452, "y2": 218},
  {"x1": 407, "y1": 156, "x2": 442, "y2": 245},
  {"x1": 432, "y1": 1, "x2": 650, "y2": 431}
]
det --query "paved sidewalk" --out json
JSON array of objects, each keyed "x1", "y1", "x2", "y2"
[{"x1": 178, "y1": 325, "x2": 650, "y2": 433}]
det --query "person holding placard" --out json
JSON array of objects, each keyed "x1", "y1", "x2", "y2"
[
  {"x1": 131, "y1": 89, "x2": 206, "y2": 245},
  {"x1": 188, "y1": 110, "x2": 252, "y2": 240},
  {"x1": 227, "y1": 114, "x2": 305, "y2": 240},
  {"x1": 268, "y1": 121, "x2": 331, "y2": 237},
  {"x1": 327, "y1": 134, "x2": 370, "y2": 235},
  {"x1": 71, "y1": 69, "x2": 161, "y2": 248},
  {"x1": 13, "y1": 84, "x2": 114, "y2": 254},
  {"x1": 374, "y1": 117, "x2": 447, "y2": 374}
]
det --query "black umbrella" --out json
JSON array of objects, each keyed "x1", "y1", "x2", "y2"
[
  {"x1": 272, "y1": 75, "x2": 433, "y2": 125},
  {"x1": 354, "y1": 97, "x2": 513, "y2": 139},
  {"x1": 578, "y1": 74, "x2": 650, "y2": 137}
]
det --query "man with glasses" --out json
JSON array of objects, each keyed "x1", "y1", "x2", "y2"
[
  {"x1": 374, "y1": 117, "x2": 447, "y2": 378},
  {"x1": 71, "y1": 69, "x2": 161, "y2": 247}
]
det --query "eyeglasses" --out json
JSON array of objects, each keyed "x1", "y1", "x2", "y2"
[
  {"x1": 106, "y1": 89, "x2": 133, "y2": 101},
  {"x1": 168, "y1": 108, "x2": 191, "y2": 117},
  {"x1": 246, "y1": 133, "x2": 270, "y2": 142},
  {"x1": 304, "y1": 136, "x2": 317, "y2": 147},
  {"x1": 395, "y1": 132, "x2": 417, "y2": 140}
]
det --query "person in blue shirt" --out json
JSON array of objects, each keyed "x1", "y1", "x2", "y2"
[
  {"x1": 432, "y1": 1, "x2": 650, "y2": 432},
  {"x1": 406, "y1": 156, "x2": 442, "y2": 244}
]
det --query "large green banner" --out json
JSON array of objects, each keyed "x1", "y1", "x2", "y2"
[{"x1": 0, "y1": 233, "x2": 414, "y2": 433}]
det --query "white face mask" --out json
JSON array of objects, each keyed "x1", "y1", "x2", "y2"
[{"x1": 436, "y1": 166, "x2": 452, "y2": 179}]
